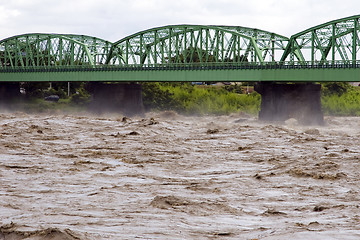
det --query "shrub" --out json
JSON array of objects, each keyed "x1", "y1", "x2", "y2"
[
  {"x1": 70, "y1": 85, "x2": 91, "y2": 105},
  {"x1": 321, "y1": 82, "x2": 353, "y2": 96},
  {"x1": 322, "y1": 88, "x2": 360, "y2": 116},
  {"x1": 142, "y1": 82, "x2": 261, "y2": 115}
]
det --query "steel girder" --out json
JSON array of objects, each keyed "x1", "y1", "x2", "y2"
[
  {"x1": 281, "y1": 15, "x2": 360, "y2": 64},
  {"x1": 0, "y1": 34, "x2": 113, "y2": 69},
  {"x1": 106, "y1": 25, "x2": 289, "y2": 65}
]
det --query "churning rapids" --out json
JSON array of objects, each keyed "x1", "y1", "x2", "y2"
[{"x1": 0, "y1": 111, "x2": 359, "y2": 240}]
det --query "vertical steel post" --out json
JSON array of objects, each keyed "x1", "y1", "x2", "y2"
[
  {"x1": 36, "y1": 35, "x2": 40, "y2": 66},
  {"x1": 93, "y1": 38, "x2": 97, "y2": 65},
  {"x1": 332, "y1": 23, "x2": 336, "y2": 64},
  {"x1": 70, "y1": 41, "x2": 74, "y2": 65},
  {"x1": 47, "y1": 36, "x2": 51, "y2": 66},
  {"x1": 175, "y1": 33, "x2": 179, "y2": 62},
  {"x1": 221, "y1": 31, "x2": 224, "y2": 62},
  {"x1": 169, "y1": 28, "x2": 172, "y2": 63},
  {"x1": 205, "y1": 29, "x2": 209, "y2": 62},
  {"x1": 125, "y1": 39, "x2": 129, "y2": 65},
  {"x1": 15, "y1": 40, "x2": 19, "y2": 67},
  {"x1": 353, "y1": 18, "x2": 358, "y2": 63},
  {"x1": 199, "y1": 28, "x2": 203, "y2": 63},
  {"x1": 271, "y1": 37, "x2": 275, "y2": 62},
  {"x1": 216, "y1": 30, "x2": 220, "y2": 62},
  {"x1": 59, "y1": 38, "x2": 63, "y2": 66},
  {"x1": 154, "y1": 30, "x2": 157, "y2": 64},
  {"x1": 311, "y1": 30, "x2": 315, "y2": 65},
  {"x1": 184, "y1": 27, "x2": 187, "y2": 62},
  {"x1": 25, "y1": 36, "x2": 30, "y2": 67},
  {"x1": 160, "y1": 33, "x2": 165, "y2": 63}
]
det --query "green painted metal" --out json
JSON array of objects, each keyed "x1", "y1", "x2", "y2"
[
  {"x1": 280, "y1": 15, "x2": 360, "y2": 65},
  {"x1": 1, "y1": 61, "x2": 359, "y2": 82},
  {"x1": 0, "y1": 16, "x2": 360, "y2": 82},
  {"x1": 0, "y1": 34, "x2": 115, "y2": 69},
  {"x1": 107, "y1": 25, "x2": 289, "y2": 66}
]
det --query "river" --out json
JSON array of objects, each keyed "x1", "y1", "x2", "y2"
[{"x1": 0, "y1": 111, "x2": 359, "y2": 239}]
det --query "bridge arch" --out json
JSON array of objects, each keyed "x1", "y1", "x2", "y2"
[
  {"x1": 0, "y1": 33, "x2": 113, "y2": 69},
  {"x1": 281, "y1": 15, "x2": 360, "y2": 64},
  {"x1": 106, "y1": 25, "x2": 289, "y2": 66}
]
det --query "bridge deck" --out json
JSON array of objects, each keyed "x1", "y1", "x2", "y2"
[{"x1": 1, "y1": 63, "x2": 359, "y2": 82}]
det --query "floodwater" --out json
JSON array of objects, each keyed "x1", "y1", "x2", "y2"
[{"x1": 0, "y1": 111, "x2": 359, "y2": 240}]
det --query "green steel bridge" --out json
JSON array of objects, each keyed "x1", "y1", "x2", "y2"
[{"x1": 1, "y1": 15, "x2": 360, "y2": 83}]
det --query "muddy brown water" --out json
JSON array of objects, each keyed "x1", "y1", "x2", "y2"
[{"x1": 0, "y1": 111, "x2": 359, "y2": 239}]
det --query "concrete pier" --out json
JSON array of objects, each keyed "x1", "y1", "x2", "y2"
[
  {"x1": 0, "y1": 83, "x2": 21, "y2": 109},
  {"x1": 254, "y1": 83, "x2": 324, "y2": 125},
  {"x1": 0, "y1": 83, "x2": 21, "y2": 101},
  {"x1": 86, "y1": 83, "x2": 144, "y2": 116}
]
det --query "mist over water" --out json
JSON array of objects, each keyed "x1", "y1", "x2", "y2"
[{"x1": 0, "y1": 111, "x2": 359, "y2": 239}]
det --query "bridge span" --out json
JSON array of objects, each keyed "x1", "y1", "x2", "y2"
[
  {"x1": 1, "y1": 15, "x2": 360, "y2": 82},
  {"x1": 1, "y1": 15, "x2": 360, "y2": 124}
]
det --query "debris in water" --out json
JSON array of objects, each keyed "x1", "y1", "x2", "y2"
[
  {"x1": 304, "y1": 129, "x2": 320, "y2": 135},
  {"x1": 264, "y1": 208, "x2": 287, "y2": 215},
  {"x1": 207, "y1": 129, "x2": 219, "y2": 134},
  {"x1": 313, "y1": 206, "x2": 327, "y2": 212},
  {"x1": 128, "y1": 131, "x2": 140, "y2": 136},
  {"x1": 213, "y1": 232, "x2": 233, "y2": 236},
  {"x1": 238, "y1": 146, "x2": 251, "y2": 151},
  {"x1": 254, "y1": 173, "x2": 263, "y2": 180},
  {"x1": 142, "y1": 117, "x2": 159, "y2": 126},
  {"x1": 121, "y1": 117, "x2": 131, "y2": 123}
]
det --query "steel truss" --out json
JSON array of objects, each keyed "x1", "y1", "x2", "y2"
[
  {"x1": 281, "y1": 15, "x2": 360, "y2": 64},
  {"x1": 107, "y1": 25, "x2": 289, "y2": 65},
  {"x1": 0, "y1": 15, "x2": 359, "y2": 71},
  {"x1": 0, "y1": 34, "x2": 114, "y2": 69}
]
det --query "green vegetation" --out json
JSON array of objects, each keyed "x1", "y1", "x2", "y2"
[
  {"x1": 12, "y1": 98, "x2": 85, "y2": 114},
  {"x1": 142, "y1": 82, "x2": 260, "y2": 115},
  {"x1": 14, "y1": 82, "x2": 91, "y2": 113},
  {"x1": 9, "y1": 81, "x2": 360, "y2": 117},
  {"x1": 321, "y1": 83, "x2": 360, "y2": 116},
  {"x1": 22, "y1": 82, "x2": 83, "y2": 99},
  {"x1": 69, "y1": 83, "x2": 91, "y2": 106},
  {"x1": 142, "y1": 82, "x2": 360, "y2": 117}
]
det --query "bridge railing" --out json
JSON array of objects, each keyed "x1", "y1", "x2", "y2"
[{"x1": 1, "y1": 60, "x2": 360, "y2": 72}]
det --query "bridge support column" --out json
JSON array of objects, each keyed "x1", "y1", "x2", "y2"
[
  {"x1": 254, "y1": 82, "x2": 324, "y2": 125},
  {"x1": 0, "y1": 82, "x2": 21, "y2": 108},
  {"x1": 86, "y1": 83, "x2": 144, "y2": 116}
]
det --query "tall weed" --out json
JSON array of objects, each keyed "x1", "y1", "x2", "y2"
[
  {"x1": 322, "y1": 89, "x2": 360, "y2": 116},
  {"x1": 142, "y1": 83, "x2": 260, "y2": 115}
]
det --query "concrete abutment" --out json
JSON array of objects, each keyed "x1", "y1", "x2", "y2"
[{"x1": 254, "y1": 82, "x2": 324, "y2": 125}]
